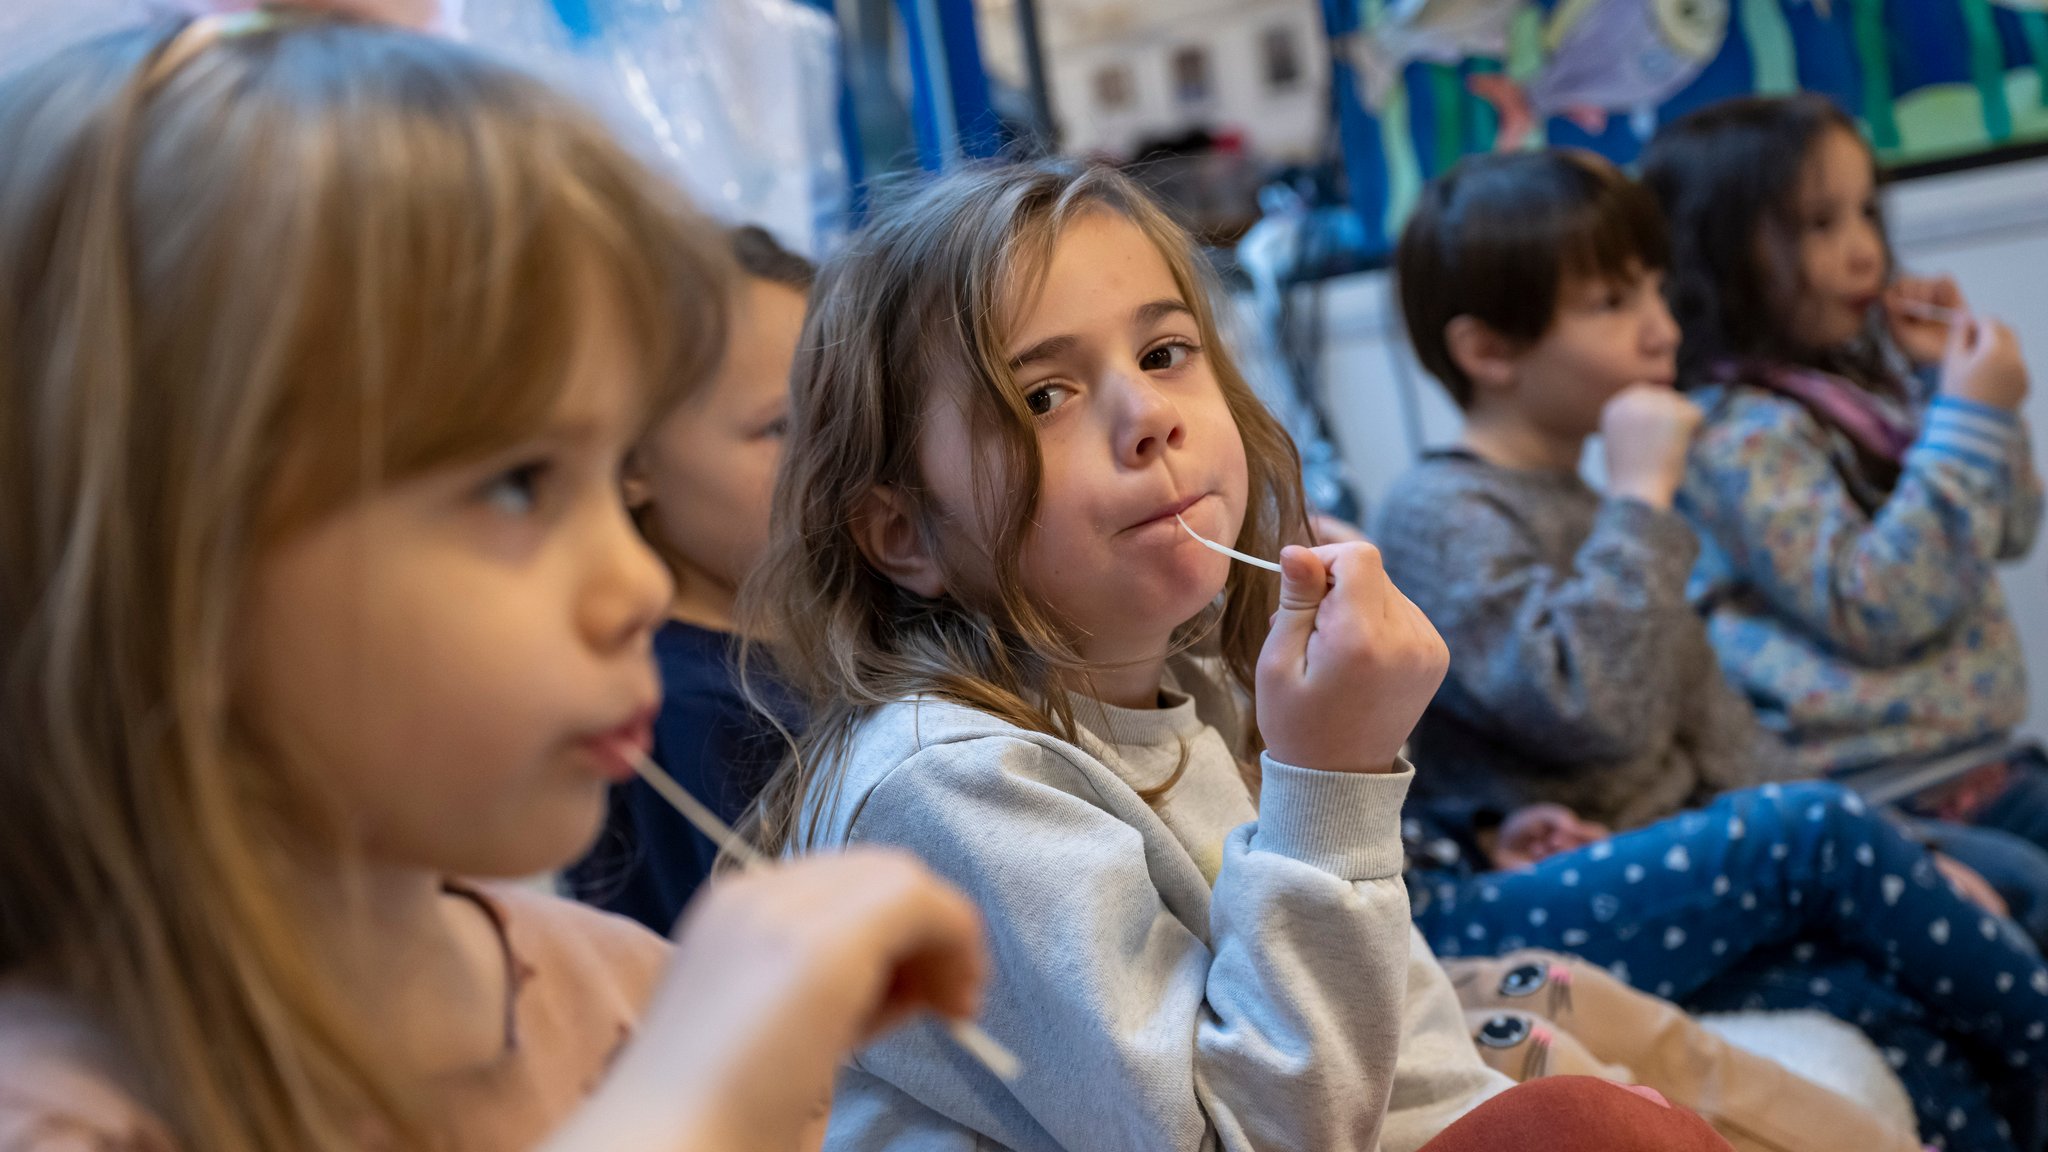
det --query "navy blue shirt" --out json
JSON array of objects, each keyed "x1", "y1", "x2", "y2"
[{"x1": 568, "y1": 621, "x2": 798, "y2": 933}]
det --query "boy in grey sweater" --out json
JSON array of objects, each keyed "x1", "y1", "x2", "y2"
[{"x1": 1373, "y1": 150, "x2": 1793, "y2": 831}]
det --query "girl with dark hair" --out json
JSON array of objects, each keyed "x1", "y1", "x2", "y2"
[{"x1": 1644, "y1": 95, "x2": 2048, "y2": 874}]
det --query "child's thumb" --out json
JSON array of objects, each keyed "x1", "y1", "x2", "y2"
[
  {"x1": 1946, "y1": 311, "x2": 1976, "y2": 363},
  {"x1": 1278, "y1": 546, "x2": 1329, "y2": 611},
  {"x1": 1265, "y1": 546, "x2": 1330, "y2": 661}
]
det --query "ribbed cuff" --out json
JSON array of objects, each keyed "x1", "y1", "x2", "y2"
[
  {"x1": 1931, "y1": 394, "x2": 2022, "y2": 431},
  {"x1": 1251, "y1": 756, "x2": 1414, "y2": 881},
  {"x1": 1919, "y1": 396, "x2": 2021, "y2": 476}
]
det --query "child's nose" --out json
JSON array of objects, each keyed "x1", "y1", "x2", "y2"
[
  {"x1": 1847, "y1": 220, "x2": 1885, "y2": 274},
  {"x1": 1114, "y1": 374, "x2": 1186, "y2": 467},
  {"x1": 581, "y1": 502, "x2": 674, "y2": 653},
  {"x1": 1644, "y1": 297, "x2": 1681, "y2": 355}
]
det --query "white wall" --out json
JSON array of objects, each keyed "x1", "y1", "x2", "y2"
[
  {"x1": 1018, "y1": 0, "x2": 1330, "y2": 161},
  {"x1": 1315, "y1": 154, "x2": 2048, "y2": 740}
]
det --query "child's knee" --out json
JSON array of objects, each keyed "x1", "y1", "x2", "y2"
[
  {"x1": 1733, "y1": 779, "x2": 1871, "y2": 839},
  {"x1": 1424, "y1": 1077, "x2": 1732, "y2": 1152}
]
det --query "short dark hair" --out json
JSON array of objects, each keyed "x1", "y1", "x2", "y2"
[
  {"x1": 1395, "y1": 149, "x2": 1669, "y2": 409},
  {"x1": 728, "y1": 224, "x2": 816, "y2": 289},
  {"x1": 1640, "y1": 94, "x2": 1885, "y2": 385}
]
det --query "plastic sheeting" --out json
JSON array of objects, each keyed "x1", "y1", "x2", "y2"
[
  {"x1": 0, "y1": 0, "x2": 151, "y2": 73},
  {"x1": 0, "y1": 0, "x2": 850, "y2": 257},
  {"x1": 465, "y1": 0, "x2": 849, "y2": 256}
]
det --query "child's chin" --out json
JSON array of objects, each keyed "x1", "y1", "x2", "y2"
[
  {"x1": 1158, "y1": 563, "x2": 1233, "y2": 623},
  {"x1": 475, "y1": 798, "x2": 608, "y2": 880}
]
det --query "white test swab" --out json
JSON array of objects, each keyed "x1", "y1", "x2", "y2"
[
  {"x1": 624, "y1": 748, "x2": 1023, "y2": 1084},
  {"x1": 1175, "y1": 514, "x2": 1281, "y2": 573},
  {"x1": 1892, "y1": 298, "x2": 1965, "y2": 325}
]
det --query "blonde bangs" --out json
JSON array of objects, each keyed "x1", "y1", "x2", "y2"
[{"x1": 128, "y1": 29, "x2": 737, "y2": 533}]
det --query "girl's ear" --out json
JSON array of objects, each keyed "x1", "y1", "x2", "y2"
[
  {"x1": 855, "y1": 486, "x2": 947, "y2": 598},
  {"x1": 1445, "y1": 314, "x2": 1518, "y2": 397}
]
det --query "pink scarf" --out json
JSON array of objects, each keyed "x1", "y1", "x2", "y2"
[{"x1": 1709, "y1": 359, "x2": 1917, "y2": 466}]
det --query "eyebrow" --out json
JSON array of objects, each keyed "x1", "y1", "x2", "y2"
[
  {"x1": 1135, "y1": 298, "x2": 1194, "y2": 327},
  {"x1": 1008, "y1": 334, "x2": 1080, "y2": 372},
  {"x1": 1005, "y1": 298, "x2": 1195, "y2": 371}
]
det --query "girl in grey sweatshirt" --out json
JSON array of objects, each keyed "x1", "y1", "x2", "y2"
[{"x1": 740, "y1": 162, "x2": 1512, "y2": 1152}]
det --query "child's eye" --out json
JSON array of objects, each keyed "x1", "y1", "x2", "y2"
[
  {"x1": 480, "y1": 460, "x2": 551, "y2": 516},
  {"x1": 1024, "y1": 383, "x2": 1075, "y2": 417},
  {"x1": 755, "y1": 415, "x2": 789, "y2": 441},
  {"x1": 1140, "y1": 341, "x2": 1199, "y2": 372}
]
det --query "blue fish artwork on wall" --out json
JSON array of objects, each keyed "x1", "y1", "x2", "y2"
[{"x1": 1337, "y1": 0, "x2": 2048, "y2": 255}]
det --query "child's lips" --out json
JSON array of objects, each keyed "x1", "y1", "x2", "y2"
[
  {"x1": 580, "y1": 706, "x2": 657, "y2": 781},
  {"x1": 1129, "y1": 491, "x2": 1209, "y2": 533}
]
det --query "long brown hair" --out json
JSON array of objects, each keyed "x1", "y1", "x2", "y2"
[
  {"x1": 742, "y1": 161, "x2": 1305, "y2": 854},
  {"x1": 1641, "y1": 94, "x2": 1897, "y2": 392},
  {"x1": 0, "y1": 16, "x2": 729, "y2": 1151}
]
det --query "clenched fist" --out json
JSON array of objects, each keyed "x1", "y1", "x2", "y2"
[
  {"x1": 1601, "y1": 385, "x2": 1704, "y2": 511},
  {"x1": 1257, "y1": 542, "x2": 1449, "y2": 774}
]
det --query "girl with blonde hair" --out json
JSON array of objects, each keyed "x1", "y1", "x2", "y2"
[
  {"x1": 0, "y1": 14, "x2": 987, "y2": 1151},
  {"x1": 742, "y1": 159, "x2": 1732, "y2": 1152}
]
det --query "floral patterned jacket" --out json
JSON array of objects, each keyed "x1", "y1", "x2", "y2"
[{"x1": 1678, "y1": 380, "x2": 2042, "y2": 784}]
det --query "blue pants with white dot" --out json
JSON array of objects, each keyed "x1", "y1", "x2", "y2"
[
  {"x1": 1411, "y1": 782, "x2": 2048, "y2": 1152},
  {"x1": 1689, "y1": 949, "x2": 2033, "y2": 1152}
]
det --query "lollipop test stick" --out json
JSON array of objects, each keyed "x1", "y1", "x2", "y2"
[{"x1": 1175, "y1": 514, "x2": 1281, "y2": 573}]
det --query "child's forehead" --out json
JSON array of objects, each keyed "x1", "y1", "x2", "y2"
[
  {"x1": 1002, "y1": 211, "x2": 1188, "y2": 337},
  {"x1": 1796, "y1": 127, "x2": 1873, "y2": 202}
]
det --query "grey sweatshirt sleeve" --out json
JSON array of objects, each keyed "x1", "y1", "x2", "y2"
[
  {"x1": 1385, "y1": 490, "x2": 1701, "y2": 766},
  {"x1": 1380, "y1": 927, "x2": 1511, "y2": 1152},
  {"x1": 839, "y1": 738, "x2": 1420, "y2": 1152}
]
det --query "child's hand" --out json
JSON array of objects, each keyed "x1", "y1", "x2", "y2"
[
  {"x1": 1600, "y1": 385, "x2": 1704, "y2": 511},
  {"x1": 556, "y1": 851, "x2": 988, "y2": 1152},
  {"x1": 1931, "y1": 852, "x2": 2010, "y2": 920},
  {"x1": 1257, "y1": 542, "x2": 1449, "y2": 774},
  {"x1": 1486, "y1": 804, "x2": 1611, "y2": 871},
  {"x1": 1884, "y1": 275, "x2": 1966, "y2": 367},
  {"x1": 1941, "y1": 315, "x2": 2029, "y2": 412}
]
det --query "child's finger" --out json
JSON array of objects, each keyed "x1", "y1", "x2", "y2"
[
  {"x1": 1946, "y1": 310, "x2": 1975, "y2": 362},
  {"x1": 1305, "y1": 542, "x2": 1394, "y2": 644},
  {"x1": 1264, "y1": 546, "x2": 1332, "y2": 672},
  {"x1": 1893, "y1": 274, "x2": 1959, "y2": 308},
  {"x1": 860, "y1": 928, "x2": 987, "y2": 1041},
  {"x1": 1988, "y1": 318, "x2": 2018, "y2": 358},
  {"x1": 1927, "y1": 275, "x2": 1963, "y2": 310},
  {"x1": 850, "y1": 864, "x2": 991, "y2": 1041}
]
